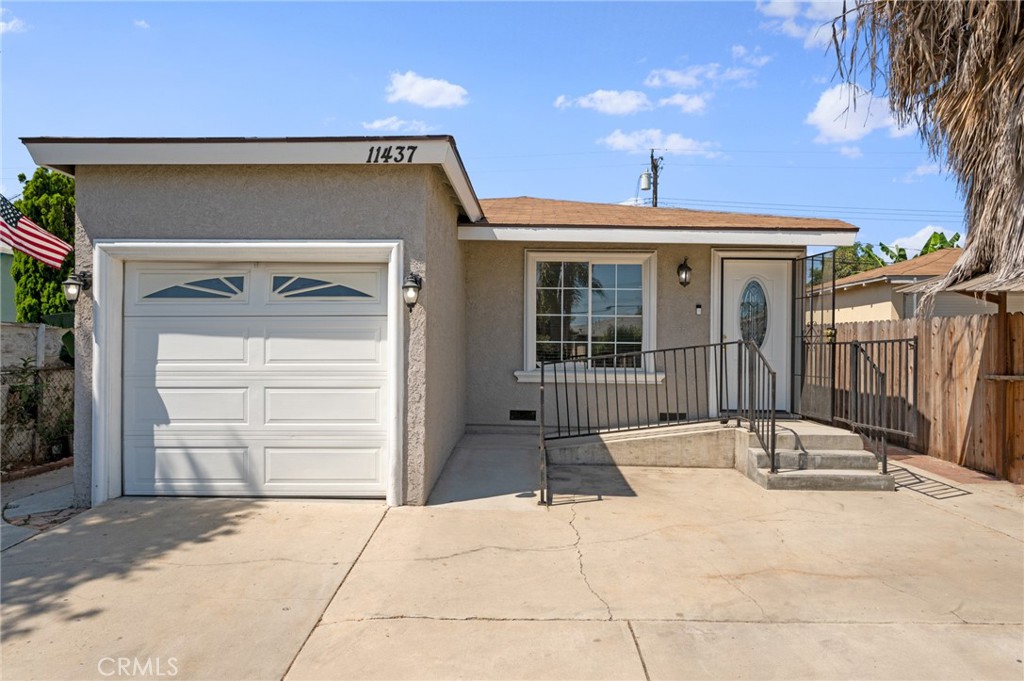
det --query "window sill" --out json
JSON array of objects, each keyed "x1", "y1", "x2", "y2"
[{"x1": 514, "y1": 369, "x2": 667, "y2": 385}]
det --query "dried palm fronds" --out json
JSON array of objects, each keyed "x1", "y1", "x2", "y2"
[{"x1": 835, "y1": 0, "x2": 1024, "y2": 294}]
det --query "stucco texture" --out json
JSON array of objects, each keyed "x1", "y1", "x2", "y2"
[
  {"x1": 72, "y1": 164, "x2": 464, "y2": 506},
  {"x1": 463, "y1": 242, "x2": 713, "y2": 428}
]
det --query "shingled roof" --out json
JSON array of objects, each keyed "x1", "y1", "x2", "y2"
[
  {"x1": 476, "y1": 197, "x2": 858, "y2": 232},
  {"x1": 834, "y1": 248, "x2": 964, "y2": 289}
]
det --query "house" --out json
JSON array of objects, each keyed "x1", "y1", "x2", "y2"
[
  {"x1": 832, "y1": 248, "x2": 1024, "y2": 322},
  {"x1": 1, "y1": 243, "x2": 16, "y2": 322},
  {"x1": 22, "y1": 135, "x2": 857, "y2": 507}
]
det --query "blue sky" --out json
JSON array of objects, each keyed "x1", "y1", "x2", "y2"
[{"x1": 1, "y1": 1, "x2": 965, "y2": 252}]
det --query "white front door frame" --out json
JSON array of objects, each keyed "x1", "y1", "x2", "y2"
[
  {"x1": 709, "y1": 248, "x2": 802, "y2": 415},
  {"x1": 91, "y1": 239, "x2": 406, "y2": 507}
]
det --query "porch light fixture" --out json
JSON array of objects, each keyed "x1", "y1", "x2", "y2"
[
  {"x1": 402, "y1": 272, "x2": 423, "y2": 311},
  {"x1": 677, "y1": 259, "x2": 692, "y2": 287},
  {"x1": 62, "y1": 271, "x2": 92, "y2": 305}
]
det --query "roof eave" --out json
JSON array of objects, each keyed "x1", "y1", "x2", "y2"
[{"x1": 21, "y1": 136, "x2": 484, "y2": 222}]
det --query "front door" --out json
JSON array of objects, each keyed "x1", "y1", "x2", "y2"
[{"x1": 722, "y1": 259, "x2": 791, "y2": 411}]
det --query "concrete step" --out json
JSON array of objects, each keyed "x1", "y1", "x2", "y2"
[
  {"x1": 767, "y1": 431, "x2": 865, "y2": 451},
  {"x1": 748, "y1": 448, "x2": 879, "y2": 471},
  {"x1": 749, "y1": 467, "x2": 895, "y2": 492}
]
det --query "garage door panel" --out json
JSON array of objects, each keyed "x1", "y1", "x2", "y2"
[
  {"x1": 126, "y1": 387, "x2": 249, "y2": 427},
  {"x1": 124, "y1": 320, "x2": 250, "y2": 368},
  {"x1": 264, "y1": 387, "x2": 381, "y2": 425},
  {"x1": 124, "y1": 444, "x2": 250, "y2": 493},
  {"x1": 263, "y1": 321, "x2": 384, "y2": 366},
  {"x1": 264, "y1": 445, "x2": 383, "y2": 486}
]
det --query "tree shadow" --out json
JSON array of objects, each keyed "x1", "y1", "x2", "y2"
[{"x1": 0, "y1": 496, "x2": 255, "y2": 641}]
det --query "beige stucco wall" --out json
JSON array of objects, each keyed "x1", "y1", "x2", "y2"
[
  {"x1": 71, "y1": 164, "x2": 461, "y2": 506},
  {"x1": 834, "y1": 283, "x2": 898, "y2": 324},
  {"x1": 415, "y1": 169, "x2": 466, "y2": 504},
  {"x1": 463, "y1": 242, "x2": 713, "y2": 427}
]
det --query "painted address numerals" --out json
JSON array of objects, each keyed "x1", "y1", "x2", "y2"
[{"x1": 366, "y1": 145, "x2": 418, "y2": 164}]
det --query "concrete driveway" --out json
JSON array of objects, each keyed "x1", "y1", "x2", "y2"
[{"x1": 3, "y1": 434, "x2": 1022, "y2": 680}]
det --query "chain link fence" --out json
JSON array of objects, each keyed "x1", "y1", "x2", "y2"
[{"x1": 1, "y1": 364, "x2": 75, "y2": 471}]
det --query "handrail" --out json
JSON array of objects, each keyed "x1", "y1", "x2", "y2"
[
  {"x1": 740, "y1": 341, "x2": 778, "y2": 474},
  {"x1": 537, "y1": 340, "x2": 776, "y2": 505},
  {"x1": 838, "y1": 341, "x2": 892, "y2": 474}
]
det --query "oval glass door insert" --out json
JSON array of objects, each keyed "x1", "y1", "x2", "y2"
[{"x1": 739, "y1": 280, "x2": 768, "y2": 347}]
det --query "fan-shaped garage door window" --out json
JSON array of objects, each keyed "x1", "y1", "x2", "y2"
[{"x1": 739, "y1": 280, "x2": 768, "y2": 347}]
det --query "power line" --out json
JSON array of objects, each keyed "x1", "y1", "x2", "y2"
[{"x1": 658, "y1": 196, "x2": 963, "y2": 217}]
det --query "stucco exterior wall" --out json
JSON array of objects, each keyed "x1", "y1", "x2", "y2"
[
  {"x1": 415, "y1": 169, "x2": 466, "y2": 504},
  {"x1": 72, "y1": 163, "x2": 448, "y2": 506},
  {"x1": 834, "y1": 284, "x2": 898, "y2": 324},
  {"x1": 463, "y1": 242, "x2": 712, "y2": 427}
]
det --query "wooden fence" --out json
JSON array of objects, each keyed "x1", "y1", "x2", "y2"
[{"x1": 834, "y1": 313, "x2": 1023, "y2": 483}]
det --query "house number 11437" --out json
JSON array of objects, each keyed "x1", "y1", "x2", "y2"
[{"x1": 365, "y1": 145, "x2": 418, "y2": 164}]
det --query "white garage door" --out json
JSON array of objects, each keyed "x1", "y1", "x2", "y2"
[{"x1": 122, "y1": 262, "x2": 390, "y2": 497}]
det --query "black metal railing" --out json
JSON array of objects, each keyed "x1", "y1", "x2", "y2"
[
  {"x1": 831, "y1": 338, "x2": 918, "y2": 439},
  {"x1": 741, "y1": 342, "x2": 778, "y2": 474},
  {"x1": 538, "y1": 341, "x2": 776, "y2": 504},
  {"x1": 827, "y1": 337, "x2": 918, "y2": 475}
]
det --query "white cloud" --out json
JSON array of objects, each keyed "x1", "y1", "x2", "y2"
[
  {"x1": 805, "y1": 83, "x2": 903, "y2": 143},
  {"x1": 599, "y1": 129, "x2": 720, "y2": 158},
  {"x1": 644, "y1": 66, "x2": 709, "y2": 89},
  {"x1": 804, "y1": 0, "x2": 845, "y2": 21},
  {"x1": 0, "y1": 9, "x2": 26, "y2": 34},
  {"x1": 895, "y1": 162, "x2": 942, "y2": 184},
  {"x1": 891, "y1": 225, "x2": 958, "y2": 254},
  {"x1": 756, "y1": 1, "x2": 801, "y2": 18},
  {"x1": 658, "y1": 93, "x2": 709, "y2": 114},
  {"x1": 361, "y1": 116, "x2": 431, "y2": 134},
  {"x1": 618, "y1": 197, "x2": 646, "y2": 206},
  {"x1": 555, "y1": 89, "x2": 652, "y2": 115},
  {"x1": 133, "y1": 19, "x2": 150, "y2": 29},
  {"x1": 757, "y1": 1, "x2": 844, "y2": 49},
  {"x1": 731, "y1": 44, "x2": 772, "y2": 67},
  {"x1": 386, "y1": 71, "x2": 468, "y2": 109},
  {"x1": 646, "y1": 46, "x2": 768, "y2": 93},
  {"x1": 838, "y1": 145, "x2": 862, "y2": 159}
]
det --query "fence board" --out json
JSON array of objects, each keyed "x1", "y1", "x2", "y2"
[{"x1": 833, "y1": 312, "x2": 1023, "y2": 483}]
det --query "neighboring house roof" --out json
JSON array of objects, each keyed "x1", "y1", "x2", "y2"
[
  {"x1": 900, "y1": 272, "x2": 1024, "y2": 295},
  {"x1": 21, "y1": 135, "x2": 484, "y2": 222},
  {"x1": 833, "y1": 248, "x2": 963, "y2": 290},
  {"x1": 476, "y1": 196, "x2": 857, "y2": 232}
]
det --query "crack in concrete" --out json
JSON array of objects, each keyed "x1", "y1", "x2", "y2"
[
  {"x1": 709, "y1": 564, "x2": 768, "y2": 621},
  {"x1": 627, "y1": 620, "x2": 651, "y2": 681},
  {"x1": 569, "y1": 504, "x2": 613, "y2": 621},
  {"x1": 396, "y1": 543, "x2": 576, "y2": 562}
]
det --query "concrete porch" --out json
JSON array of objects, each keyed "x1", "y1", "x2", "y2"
[{"x1": 542, "y1": 419, "x2": 896, "y2": 493}]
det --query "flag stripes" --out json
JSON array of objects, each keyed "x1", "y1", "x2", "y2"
[{"x1": 0, "y1": 194, "x2": 73, "y2": 269}]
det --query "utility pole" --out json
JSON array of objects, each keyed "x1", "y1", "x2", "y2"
[{"x1": 649, "y1": 149, "x2": 663, "y2": 207}]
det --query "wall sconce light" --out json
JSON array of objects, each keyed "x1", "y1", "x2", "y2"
[
  {"x1": 402, "y1": 273, "x2": 423, "y2": 311},
  {"x1": 677, "y1": 259, "x2": 692, "y2": 287},
  {"x1": 62, "y1": 271, "x2": 92, "y2": 305}
]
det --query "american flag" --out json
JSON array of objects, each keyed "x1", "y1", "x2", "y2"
[{"x1": 0, "y1": 193, "x2": 73, "y2": 269}]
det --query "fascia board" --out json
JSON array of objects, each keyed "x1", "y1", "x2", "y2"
[
  {"x1": 24, "y1": 138, "x2": 484, "y2": 224},
  {"x1": 458, "y1": 225, "x2": 856, "y2": 247}
]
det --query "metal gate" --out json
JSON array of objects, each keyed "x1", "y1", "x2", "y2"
[{"x1": 792, "y1": 250, "x2": 836, "y2": 422}]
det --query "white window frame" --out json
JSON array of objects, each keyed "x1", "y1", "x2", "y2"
[{"x1": 515, "y1": 250, "x2": 658, "y2": 384}]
